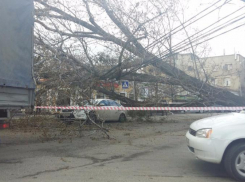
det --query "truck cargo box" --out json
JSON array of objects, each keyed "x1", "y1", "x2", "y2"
[{"x1": 0, "y1": 0, "x2": 35, "y2": 109}]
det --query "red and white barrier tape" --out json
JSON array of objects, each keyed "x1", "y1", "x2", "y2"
[{"x1": 35, "y1": 106, "x2": 245, "y2": 111}]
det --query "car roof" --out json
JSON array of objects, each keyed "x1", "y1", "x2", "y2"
[
  {"x1": 94, "y1": 99, "x2": 111, "y2": 101},
  {"x1": 94, "y1": 99, "x2": 114, "y2": 101}
]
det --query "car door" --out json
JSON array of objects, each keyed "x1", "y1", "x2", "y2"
[
  {"x1": 115, "y1": 101, "x2": 126, "y2": 119},
  {"x1": 108, "y1": 100, "x2": 120, "y2": 121},
  {"x1": 96, "y1": 100, "x2": 111, "y2": 121}
]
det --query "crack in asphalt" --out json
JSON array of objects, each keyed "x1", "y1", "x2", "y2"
[
  {"x1": 65, "y1": 154, "x2": 124, "y2": 163},
  {"x1": 19, "y1": 131, "x2": 179, "y2": 179},
  {"x1": 0, "y1": 159, "x2": 22, "y2": 164},
  {"x1": 19, "y1": 150, "x2": 153, "y2": 179},
  {"x1": 21, "y1": 166, "x2": 70, "y2": 178},
  {"x1": 122, "y1": 151, "x2": 151, "y2": 162},
  {"x1": 20, "y1": 142, "x2": 176, "y2": 179},
  {"x1": 19, "y1": 155, "x2": 124, "y2": 179}
]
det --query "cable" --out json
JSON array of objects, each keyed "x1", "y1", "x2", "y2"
[
  {"x1": 122, "y1": 18, "x2": 245, "y2": 77},
  {"x1": 100, "y1": 0, "x2": 237, "y2": 79},
  {"x1": 145, "y1": 0, "x2": 232, "y2": 50},
  {"x1": 175, "y1": 22, "x2": 245, "y2": 54},
  {"x1": 169, "y1": 6, "x2": 245, "y2": 53},
  {"x1": 158, "y1": 14, "x2": 245, "y2": 57},
  {"x1": 108, "y1": 0, "x2": 233, "y2": 76}
]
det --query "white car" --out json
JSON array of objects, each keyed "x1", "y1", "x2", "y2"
[
  {"x1": 186, "y1": 113, "x2": 245, "y2": 181},
  {"x1": 58, "y1": 108, "x2": 87, "y2": 123},
  {"x1": 73, "y1": 99, "x2": 127, "y2": 122}
]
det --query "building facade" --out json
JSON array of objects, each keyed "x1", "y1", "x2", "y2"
[{"x1": 176, "y1": 54, "x2": 245, "y2": 96}]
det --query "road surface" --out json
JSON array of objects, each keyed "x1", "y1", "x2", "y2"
[{"x1": 0, "y1": 114, "x2": 235, "y2": 182}]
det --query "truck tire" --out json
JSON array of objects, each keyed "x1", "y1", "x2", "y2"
[{"x1": 224, "y1": 142, "x2": 245, "y2": 181}]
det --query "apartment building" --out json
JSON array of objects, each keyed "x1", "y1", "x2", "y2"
[{"x1": 176, "y1": 53, "x2": 245, "y2": 96}]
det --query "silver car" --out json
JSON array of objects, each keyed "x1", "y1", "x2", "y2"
[{"x1": 71, "y1": 99, "x2": 127, "y2": 122}]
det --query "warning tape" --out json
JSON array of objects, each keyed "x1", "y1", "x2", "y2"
[{"x1": 35, "y1": 106, "x2": 245, "y2": 111}]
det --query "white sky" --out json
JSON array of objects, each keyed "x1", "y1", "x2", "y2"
[
  {"x1": 51, "y1": 0, "x2": 245, "y2": 58},
  {"x1": 183, "y1": 0, "x2": 245, "y2": 57}
]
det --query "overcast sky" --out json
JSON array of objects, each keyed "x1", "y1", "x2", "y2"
[
  {"x1": 55, "y1": 0, "x2": 245, "y2": 58},
  {"x1": 184, "y1": 0, "x2": 245, "y2": 57}
]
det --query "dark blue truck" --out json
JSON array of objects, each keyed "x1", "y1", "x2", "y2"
[{"x1": 0, "y1": 0, "x2": 35, "y2": 123}]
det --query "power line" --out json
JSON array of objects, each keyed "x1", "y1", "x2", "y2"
[
  {"x1": 102, "y1": 0, "x2": 237, "y2": 79},
  {"x1": 122, "y1": 15, "x2": 245, "y2": 77},
  {"x1": 114, "y1": 0, "x2": 233, "y2": 76},
  {"x1": 175, "y1": 22, "x2": 245, "y2": 54},
  {"x1": 145, "y1": 0, "x2": 232, "y2": 50},
  {"x1": 136, "y1": 5, "x2": 245, "y2": 70},
  {"x1": 167, "y1": 13, "x2": 245, "y2": 55},
  {"x1": 168, "y1": 6, "x2": 245, "y2": 54}
]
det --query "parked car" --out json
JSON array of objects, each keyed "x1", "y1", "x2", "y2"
[
  {"x1": 186, "y1": 112, "x2": 245, "y2": 181},
  {"x1": 86, "y1": 99, "x2": 127, "y2": 122},
  {"x1": 58, "y1": 99, "x2": 127, "y2": 122},
  {"x1": 58, "y1": 108, "x2": 87, "y2": 122}
]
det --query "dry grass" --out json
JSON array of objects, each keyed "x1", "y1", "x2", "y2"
[{"x1": 9, "y1": 115, "x2": 84, "y2": 142}]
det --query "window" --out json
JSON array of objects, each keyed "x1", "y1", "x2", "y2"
[
  {"x1": 213, "y1": 65, "x2": 219, "y2": 72},
  {"x1": 223, "y1": 64, "x2": 232, "y2": 71},
  {"x1": 223, "y1": 78, "x2": 231, "y2": 87},
  {"x1": 108, "y1": 100, "x2": 118, "y2": 106},
  {"x1": 140, "y1": 87, "x2": 149, "y2": 98},
  {"x1": 211, "y1": 78, "x2": 218, "y2": 85},
  {"x1": 120, "y1": 93, "x2": 126, "y2": 97},
  {"x1": 187, "y1": 66, "x2": 193, "y2": 71},
  {"x1": 215, "y1": 79, "x2": 218, "y2": 85},
  {"x1": 98, "y1": 100, "x2": 108, "y2": 106},
  {"x1": 110, "y1": 101, "x2": 121, "y2": 106}
]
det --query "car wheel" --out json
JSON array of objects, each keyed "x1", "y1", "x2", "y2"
[
  {"x1": 118, "y1": 113, "x2": 126, "y2": 122},
  {"x1": 224, "y1": 142, "x2": 245, "y2": 181},
  {"x1": 88, "y1": 111, "x2": 97, "y2": 122}
]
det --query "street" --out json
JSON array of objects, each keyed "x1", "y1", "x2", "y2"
[
  {"x1": 0, "y1": 114, "x2": 235, "y2": 182},
  {"x1": 1, "y1": 0, "x2": 245, "y2": 181}
]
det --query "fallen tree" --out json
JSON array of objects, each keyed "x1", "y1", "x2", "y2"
[{"x1": 34, "y1": 0, "x2": 245, "y2": 106}]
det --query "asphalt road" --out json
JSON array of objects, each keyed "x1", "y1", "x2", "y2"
[{"x1": 0, "y1": 114, "x2": 236, "y2": 182}]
